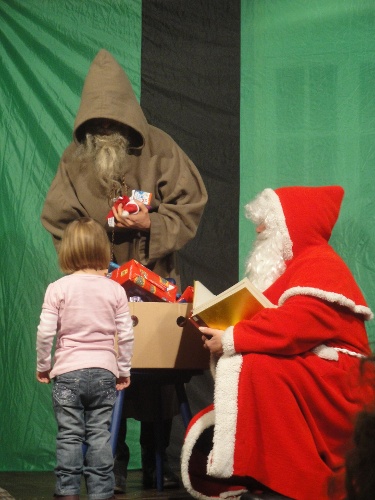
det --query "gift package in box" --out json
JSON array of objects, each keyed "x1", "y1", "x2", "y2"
[
  {"x1": 110, "y1": 260, "x2": 209, "y2": 369},
  {"x1": 110, "y1": 259, "x2": 177, "y2": 302}
]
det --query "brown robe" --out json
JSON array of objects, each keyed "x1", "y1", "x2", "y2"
[
  {"x1": 41, "y1": 49, "x2": 208, "y2": 420},
  {"x1": 41, "y1": 49, "x2": 208, "y2": 285}
]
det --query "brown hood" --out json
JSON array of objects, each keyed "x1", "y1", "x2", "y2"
[{"x1": 73, "y1": 49, "x2": 147, "y2": 149}]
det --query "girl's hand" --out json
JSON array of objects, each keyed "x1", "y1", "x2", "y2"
[
  {"x1": 112, "y1": 201, "x2": 151, "y2": 231},
  {"x1": 116, "y1": 376, "x2": 130, "y2": 390},
  {"x1": 199, "y1": 327, "x2": 224, "y2": 355},
  {"x1": 37, "y1": 370, "x2": 51, "y2": 384}
]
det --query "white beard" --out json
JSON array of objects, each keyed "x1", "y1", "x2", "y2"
[
  {"x1": 74, "y1": 133, "x2": 129, "y2": 197},
  {"x1": 245, "y1": 227, "x2": 286, "y2": 292}
]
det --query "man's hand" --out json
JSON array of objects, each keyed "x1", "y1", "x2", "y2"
[
  {"x1": 116, "y1": 376, "x2": 131, "y2": 391},
  {"x1": 112, "y1": 201, "x2": 151, "y2": 231},
  {"x1": 200, "y1": 327, "x2": 224, "y2": 355},
  {"x1": 37, "y1": 370, "x2": 51, "y2": 384}
]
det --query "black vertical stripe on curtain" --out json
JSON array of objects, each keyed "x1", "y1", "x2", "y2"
[
  {"x1": 141, "y1": 0, "x2": 241, "y2": 294},
  {"x1": 141, "y1": 0, "x2": 241, "y2": 467}
]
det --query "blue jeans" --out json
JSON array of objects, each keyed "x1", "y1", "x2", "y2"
[{"x1": 53, "y1": 368, "x2": 117, "y2": 500}]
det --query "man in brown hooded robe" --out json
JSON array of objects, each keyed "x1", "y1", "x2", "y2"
[{"x1": 41, "y1": 49, "x2": 208, "y2": 492}]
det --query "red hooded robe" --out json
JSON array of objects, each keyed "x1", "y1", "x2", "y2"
[{"x1": 181, "y1": 186, "x2": 373, "y2": 500}]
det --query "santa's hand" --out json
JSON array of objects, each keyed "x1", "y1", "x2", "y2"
[
  {"x1": 200, "y1": 327, "x2": 224, "y2": 355},
  {"x1": 113, "y1": 201, "x2": 151, "y2": 231}
]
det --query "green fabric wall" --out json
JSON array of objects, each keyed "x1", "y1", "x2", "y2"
[
  {"x1": 240, "y1": 0, "x2": 375, "y2": 346},
  {"x1": 0, "y1": 0, "x2": 142, "y2": 471}
]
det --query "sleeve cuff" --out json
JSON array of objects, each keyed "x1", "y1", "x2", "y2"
[{"x1": 222, "y1": 326, "x2": 236, "y2": 356}]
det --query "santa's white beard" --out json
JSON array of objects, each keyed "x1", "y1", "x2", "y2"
[
  {"x1": 245, "y1": 228, "x2": 286, "y2": 292},
  {"x1": 75, "y1": 133, "x2": 129, "y2": 196}
]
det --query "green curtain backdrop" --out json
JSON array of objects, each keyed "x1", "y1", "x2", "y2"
[
  {"x1": 0, "y1": 0, "x2": 142, "y2": 471},
  {"x1": 240, "y1": 0, "x2": 375, "y2": 346}
]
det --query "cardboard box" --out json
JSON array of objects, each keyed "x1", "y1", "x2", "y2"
[
  {"x1": 110, "y1": 259, "x2": 177, "y2": 302},
  {"x1": 128, "y1": 302, "x2": 210, "y2": 370}
]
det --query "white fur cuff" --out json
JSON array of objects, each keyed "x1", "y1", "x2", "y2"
[{"x1": 222, "y1": 327, "x2": 235, "y2": 356}]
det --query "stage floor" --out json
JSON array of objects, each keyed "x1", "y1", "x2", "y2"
[{"x1": 0, "y1": 470, "x2": 192, "y2": 500}]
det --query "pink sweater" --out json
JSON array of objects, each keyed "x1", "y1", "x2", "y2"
[{"x1": 36, "y1": 274, "x2": 134, "y2": 378}]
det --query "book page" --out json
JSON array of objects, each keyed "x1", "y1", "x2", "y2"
[
  {"x1": 193, "y1": 281, "x2": 216, "y2": 309},
  {"x1": 193, "y1": 278, "x2": 273, "y2": 315},
  {"x1": 190, "y1": 278, "x2": 275, "y2": 330}
]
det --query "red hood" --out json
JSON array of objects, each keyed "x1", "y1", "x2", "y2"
[{"x1": 275, "y1": 185, "x2": 344, "y2": 260}]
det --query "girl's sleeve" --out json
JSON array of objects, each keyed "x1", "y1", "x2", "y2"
[
  {"x1": 36, "y1": 308, "x2": 58, "y2": 372},
  {"x1": 115, "y1": 289, "x2": 135, "y2": 377}
]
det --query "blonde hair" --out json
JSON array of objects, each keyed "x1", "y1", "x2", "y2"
[{"x1": 58, "y1": 218, "x2": 111, "y2": 274}]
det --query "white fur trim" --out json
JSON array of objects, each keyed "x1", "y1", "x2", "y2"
[
  {"x1": 181, "y1": 409, "x2": 218, "y2": 500},
  {"x1": 210, "y1": 354, "x2": 217, "y2": 379},
  {"x1": 210, "y1": 327, "x2": 236, "y2": 380},
  {"x1": 246, "y1": 188, "x2": 293, "y2": 260},
  {"x1": 312, "y1": 344, "x2": 339, "y2": 360},
  {"x1": 222, "y1": 327, "x2": 236, "y2": 356},
  {"x1": 219, "y1": 490, "x2": 247, "y2": 499},
  {"x1": 279, "y1": 286, "x2": 373, "y2": 320},
  {"x1": 207, "y1": 353, "x2": 243, "y2": 477},
  {"x1": 265, "y1": 189, "x2": 293, "y2": 261},
  {"x1": 334, "y1": 347, "x2": 366, "y2": 358},
  {"x1": 181, "y1": 407, "x2": 247, "y2": 500},
  {"x1": 313, "y1": 343, "x2": 366, "y2": 360}
]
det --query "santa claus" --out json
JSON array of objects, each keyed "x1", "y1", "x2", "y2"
[{"x1": 181, "y1": 186, "x2": 373, "y2": 500}]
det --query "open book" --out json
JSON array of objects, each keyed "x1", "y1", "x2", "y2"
[{"x1": 190, "y1": 277, "x2": 275, "y2": 330}]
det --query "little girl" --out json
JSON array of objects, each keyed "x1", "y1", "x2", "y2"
[{"x1": 36, "y1": 217, "x2": 134, "y2": 500}]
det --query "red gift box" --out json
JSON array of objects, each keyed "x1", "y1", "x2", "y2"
[
  {"x1": 177, "y1": 285, "x2": 194, "y2": 303},
  {"x1": 110, "y1": 259, "x2": 177, "y2": 302}
]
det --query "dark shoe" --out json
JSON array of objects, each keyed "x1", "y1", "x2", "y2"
[
  {"x1": 53, "y1": 495, "x2": 80, "y2": 500},
  {"x1": 141, "y1": 445, "x2": 180, "y2": 490},
  {"x1": 142, "y1": 468, "x2": 154, "y2": 489},
  {"x1": 142, "y1": 468, "x2": 180, "y2": 490},
  {"x1": 114, "y1": 471, "x2": 126, "y2": 493},
  {"x1": 114, "y1": 475, "x2": 126, "y2": 494},
  {"x1": 113, "y1": 457, "x2": 127, "y2": 493},
  {"x1": 161, "y1": 468, "x2": 180, "y2": 489}
]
